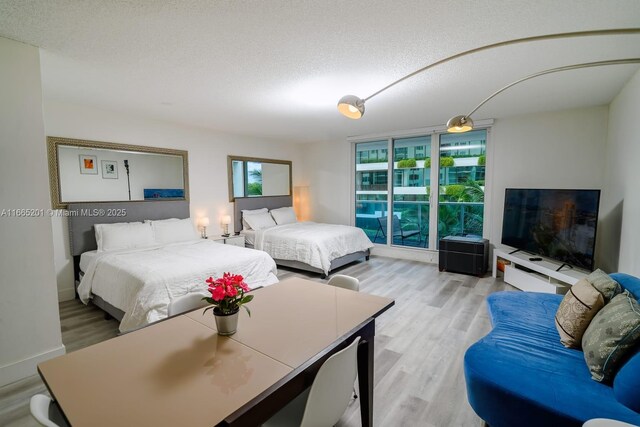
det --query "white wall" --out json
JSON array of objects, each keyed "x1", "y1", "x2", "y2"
[
  {"x1": 488, "y1": 106, "x2": 609, "y2": 251},
  {"x1": 304, "y1": 106, "x2": 610, "y2": 263},
  {"x1": 303, "y1": 141, "x2": 352, "y2": 225},
  {"x1": 44, "y1": 100, "x2": 306, "y2": 301},
  {"x1": 0, "y1": 38, "x2": 65, "y2": 387},
  {"x1": 599, "y1": 68, "x2": 640, "y2": 277},
  {"x1": 58, "y1": 146, "x2": 183, "y2": 202}
]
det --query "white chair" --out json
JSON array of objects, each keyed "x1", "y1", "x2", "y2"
[
  {"x1": 30, "y1": 394, "x2": 59, "y2": 427},
  {"x1": 327, "y1": 274, "x2": 361, "y2": 400},
  {"x1": 263, "y1": 337, "x2": 361, "y2": 427},
  {"x1": 583, "y1": 419, "x2": 638, "y2": 427},
  {"x1": 328, "y1": 274, "x2": 360, "y2": 291},
  {"x1": 167, "y1": 292, "x2": 209, "y2": 317}
]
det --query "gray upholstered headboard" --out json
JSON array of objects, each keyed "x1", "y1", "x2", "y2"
[
  {"x1": 68, "y1": 200, "x2": 190, "y2": 256},
  {"x1": 233, "y1": 196, "x2": 293, "y2": 232}
]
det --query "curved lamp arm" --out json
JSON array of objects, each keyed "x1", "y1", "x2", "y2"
[
  {"x1": 446, "y1": 58, "x2": 640, "y2": 133},
  {"x1": 338, "y1": 28, "x2": 640, "y2": 119}
]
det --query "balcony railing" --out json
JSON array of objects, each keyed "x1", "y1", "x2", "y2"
[
  {"x1": 356, "y1": 184, "x2": 388, "y2": 191},
  {"x1": 355, "y1": 200, "x2": 484, "y2": 247}
]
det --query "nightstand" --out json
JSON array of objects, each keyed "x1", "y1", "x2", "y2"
[{"x1": 210, "y1": 235, "x2": 245, "y2": 247}]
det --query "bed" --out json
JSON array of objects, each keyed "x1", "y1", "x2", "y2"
[
  {"x1": 234, "y1": 196, "x2": 372, "y2": 278},
  {"x1": 69, "y1": 201, "x2": 278, "y2": 332}
]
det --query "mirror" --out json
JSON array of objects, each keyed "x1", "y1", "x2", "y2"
[
  {"x1": 227, "y1": 156, "x2": 292, "y2": 201},
  {"x1": 47, "y1": 137, "x2": 189, "y2": 209}
]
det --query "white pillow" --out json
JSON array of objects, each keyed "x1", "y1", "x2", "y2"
[
  {"x1": 243, "y1": 212, "x2": 277, "y2": 230},
  {"x1": 149, "y1": 218, "x2": 200, "y2": 245},
  {"x1": 241, "y1": 208, "x2": 268, "y2": 230},
  {"x1": 95, "y1": 222, "x2": 155, "y2": 252},
  {"x1": 143, "y1": 218, "x2": 179, "y2": 223},
  {"x1": 270, "y1": 207, "x2": 297, "y2": 225}
]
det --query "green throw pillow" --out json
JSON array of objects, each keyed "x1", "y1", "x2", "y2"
[
  {"x1": 587, "y1": 269, "x2": 621, "y2": 302},
  {"x1": 582, "y1": 291, "x2": 640, "y2": 382}
]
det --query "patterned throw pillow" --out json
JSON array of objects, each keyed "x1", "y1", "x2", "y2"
[
  {"x1": 555, "y1": 278, "x2": 605, "y2": 348},
  {"x1": 587, "y1": 269, "x2": 622, "y2": 302},
  {"x1": 582, "y1": 291, "x2": 640, "y2": 382}
]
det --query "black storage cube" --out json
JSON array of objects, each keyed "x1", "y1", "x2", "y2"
[{"x1": 439, "y1": 236, "x2": 489, "y2": 277}]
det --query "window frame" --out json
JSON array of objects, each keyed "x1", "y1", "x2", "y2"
[{"x1": 350, "y1": 121, "x2": 493, "y2": 253}]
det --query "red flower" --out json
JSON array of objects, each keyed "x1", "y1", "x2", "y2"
[
  {"x1": 203, "y1": 272, "x2": 253, "y2": 316},
  {"x1": 225, "y1": 284, "x2": 238, "y2": 298},
  {"x1": 211, "y1": 285, "x2": 226, "y2": 301}
]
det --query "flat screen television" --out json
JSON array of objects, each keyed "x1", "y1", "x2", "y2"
[{"x1": 501, "y1": 188, "x2": 600, "y2": 270}]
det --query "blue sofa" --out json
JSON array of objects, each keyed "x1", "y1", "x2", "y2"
[{"x1": 464, "y1": 273, "x2": 640, "y2": 426}]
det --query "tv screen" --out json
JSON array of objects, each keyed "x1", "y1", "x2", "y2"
[{"x1": 501, "y1": 188, "x2": 600, "y2": 270}]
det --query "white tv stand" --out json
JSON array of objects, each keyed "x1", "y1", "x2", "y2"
[{"x1": 493, "y1": 249, "x2": 589, "y2": 294}]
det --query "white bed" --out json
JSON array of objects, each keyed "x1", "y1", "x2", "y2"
[
  {"x1": 78, "y1": 240, "x2": 278, "y2": 332},
  {"x1": 241, "y1": 229, "x2": 257, "y2": 247},
  {"x1": 79, "y1": 250, "x2": 98, "y2": 273},
  {"x1": 252, "y1": 222, "x2": 374, "y2": 275}
]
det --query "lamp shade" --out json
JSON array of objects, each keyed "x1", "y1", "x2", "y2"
[
  {"x1": 447, "y1": 115, "x2": 474, "y2": 133},
  {"x1": 221, "y1": 215, "x2": 231, "y2": 225},
  {"x1": 199, "y1": 217, "x2": 210, "y2": 227},
  {"x1": 293, "y1": 185, "x2": 310, "y2": 221},
  {"x1": 337, "y1": 95, "x2": 365, "y2": 119}
]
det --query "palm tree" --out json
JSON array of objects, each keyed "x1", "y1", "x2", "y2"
[
  {"x1": 438, "y1": 180, "x2": 485, "y2": 237},
  {"x1": 459, "y1": 180, "x2": 484, "y2": 203}
]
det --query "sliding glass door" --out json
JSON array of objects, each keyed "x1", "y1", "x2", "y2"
[
  {"x1": 437, "y1": 130, "x2": 486, "y2": 246},
  {"x1": 391, "y1": 136, "x2": 431, "y2": 248},
  {"x1": 354, "y1": 129, "x2": 487, "y2": 250},
  {"x1": 355, "y1": 141, "x2": 388, "y2": 243}
]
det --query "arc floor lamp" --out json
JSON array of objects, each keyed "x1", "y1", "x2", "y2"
[
  {"x1": 446, "y1": 58, "x2": 640, "y2": 133},
  {"x1": 337, "y1": 28, "x2": 640, "y2": 130}
]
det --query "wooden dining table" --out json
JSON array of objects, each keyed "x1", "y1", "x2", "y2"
[{"x1": 38, "y1": 277, "x2": 394, "y2": 426}]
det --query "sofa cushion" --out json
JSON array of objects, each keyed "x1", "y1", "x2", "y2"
[
  {"x1": 465, "y1": 291, "x2": 640, "y2": 427},
  {"x1": 582, "y1": 291, "x2": 640, "y2": 382},
  {"x1": 487, "y1": 290, "x2": 562, "y2": 331},
  {"x1": 611, "y1": 273, "x2": 640, "y2": 300},
  {"x1": 555, "y1": 278, "x2": 605, "y2": 348},
  {"x1": 610, "y1": 275, "x2": 640, "y2": 413},
  {"x1": 614, "y1": 349, "x2": 640, "y2": 413}
]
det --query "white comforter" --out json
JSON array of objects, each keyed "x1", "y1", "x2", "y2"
[
  {"x1": 254, "y1": 222, "x2": 373, "y2": 274},
  {"x1": 78, "y1": 240, "x2": 278, "y2": 332}
]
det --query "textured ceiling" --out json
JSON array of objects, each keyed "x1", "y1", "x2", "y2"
[{"x1": 1, "y1": 0, "x2": 639, "y2": 143}]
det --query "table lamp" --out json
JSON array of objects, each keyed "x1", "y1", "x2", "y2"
[
  {"x1": 198, "y1": 217, "x2": 210, "y2": 239},
  {"x1": 221, "y1": 215, "x2": 231, "y2": 237}
]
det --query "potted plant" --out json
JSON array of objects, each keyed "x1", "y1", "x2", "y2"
[{"x1": 202, "y1": 272, "x2": 254, "y2": 336}]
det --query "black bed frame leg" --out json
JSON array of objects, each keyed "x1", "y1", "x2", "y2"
[
  {"x1": 320, "y1": 273, "x2": 327, "y2": 279},
  {"x1": 365, "y1": 255, "x2": 370, "y2": 261},
  {"x1": 104, "y1": 312, "x2": 113, "y2": 321}
]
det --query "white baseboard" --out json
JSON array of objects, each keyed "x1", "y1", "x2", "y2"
[
  {"x1": 58, "y1": 286, "x2": 75, "y2": 302},
  {"x1": 0, "y1": 345, "x2": 66, "y2": 388},
  {"x1": 371, "y1": 245, "x2": 438, "y2": 264}
]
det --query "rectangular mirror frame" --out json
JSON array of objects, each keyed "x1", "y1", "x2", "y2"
[
  {"x1": 227, "y1": 155, "x2": 292, "y2": 202},
  {"x1": 47, "y1": 136, "x2": 189, "y2": 209}
]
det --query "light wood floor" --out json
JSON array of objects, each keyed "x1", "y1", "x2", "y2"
[{"x1": 0, "y1": 256, "x2": 512, "y2": 426}]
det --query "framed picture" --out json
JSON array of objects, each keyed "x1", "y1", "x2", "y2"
[
  {"x1": 101, "y1": 160, "x2": 118, "y2": 179},
  {"x1": 79, "y1": 155, "x2": 98, "y2": 175}
]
